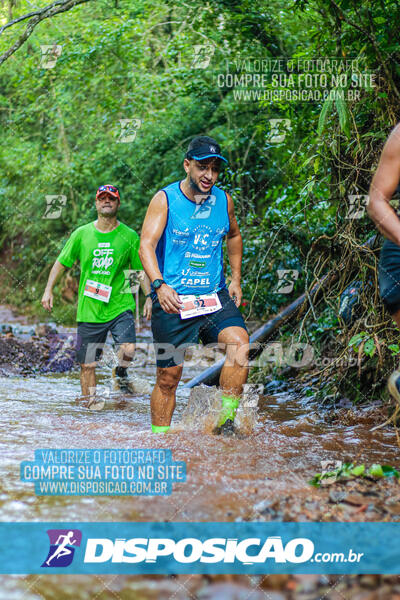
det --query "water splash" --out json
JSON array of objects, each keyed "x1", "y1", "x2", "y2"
[
  {"x1": 178, "y1": 384, "x2": 259, "y2": 434},
  {"x1": 235, "y1": 384, "x2": 260, "y2": 435}
]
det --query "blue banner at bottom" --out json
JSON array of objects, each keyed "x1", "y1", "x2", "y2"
[{"x1": 0, "y1": 522, "x2": 398, "y2": 574}]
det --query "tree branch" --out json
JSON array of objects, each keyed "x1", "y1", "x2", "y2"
[
  {"x1": 0, "y1": 0, "x2": 92, "y2": 67},
  {"x1": 328, "y1": 0, "x2": 400, "y2": 99}
]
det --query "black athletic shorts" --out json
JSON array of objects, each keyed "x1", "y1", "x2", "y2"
[
  {"x1": 378, "y1": 239, "x2": 400, "y2": 315},
  {"x1": 151, "y1": 287, "x2": 248, "y2": 368},
  {"x1": 76, "y1": 309, "x2": 136, "y2": 364}
]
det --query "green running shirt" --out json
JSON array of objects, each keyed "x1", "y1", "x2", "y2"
[{"x1": 57, "y1": 222, "x2": 143, "y2": 323}]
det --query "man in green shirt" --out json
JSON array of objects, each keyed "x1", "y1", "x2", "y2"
[{"x1": 41, "y1": 184, "x2": 152, "y2": 408}]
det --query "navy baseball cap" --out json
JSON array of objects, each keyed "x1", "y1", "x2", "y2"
[{"x1": 185, "y1": 136, "x2": 228, "y2": 164}]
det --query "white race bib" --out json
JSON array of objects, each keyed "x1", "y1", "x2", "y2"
[
  {"x1": 83, "y1": 279, "x2": 112, "y2": 303},
  {"x1": 179, "y1": 292, "x2": 222, "y2": 319}
]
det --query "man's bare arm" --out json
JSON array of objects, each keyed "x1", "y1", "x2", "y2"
[
  {"x1": 41, "y1": 260, "x2": 66, "y2": 311},
  {"x1": 226, "y1": 193, "x2": 243, "y2": 306},
  {"x1": 139, "y1": 191, "x2": 167, "y2": 282},
  {"x1": 137, "y1": 271, "x2": 151, "y2": 296},
  {"x1": 139, "y1": 191, "x2": 182, "y2": 313},
  {"x1": 137, "y1": 271, "x2": 152, "y2": 320},
  {"x1": 367, "y1": 124, "x2": 400, "y2": 245}
]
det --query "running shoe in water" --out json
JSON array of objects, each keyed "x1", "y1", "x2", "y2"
[
  {"x1": 87, "y1": 396, "x2": 105, "y2": 411},
  {"x1": 112, "y1": 367, "x2": 136, "y2": 393},
  {"x1": 213, "y1": 418, "x2": 236, "y2": 436}
]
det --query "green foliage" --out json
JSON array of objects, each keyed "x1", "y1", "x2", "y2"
[
  {"x1": 306, "y1": 307, "x2": 341, "y2": 345},
  {"x1": 388, "y1": 344, "x2": 400, "y2": 356},
  {"x1": 0, "y1": 0, "x2": 400, "y2": 341},
  {"x1": 348, "y1": 332, "x2": 377, "y2": 358},
  {"x1": 309, "y1": 462, "x2": 399, "y2": 488}
]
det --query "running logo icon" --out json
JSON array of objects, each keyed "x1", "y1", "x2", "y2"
[{"x1": 41, "y1": 529, "x2": 82, "y2": 567}]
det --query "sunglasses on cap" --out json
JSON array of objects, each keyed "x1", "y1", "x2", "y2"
[{"x1": 96, "y1": 185, "x2": 120, "y2": 200}]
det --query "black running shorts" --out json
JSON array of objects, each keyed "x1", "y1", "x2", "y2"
[
  {"x1": 151, "y1": 287, "x2": 248, "y2": 368},
  {"x1": 378, "y1": 239, "x2": 400, "y2": 315},
  {"x1": 76, "y1": 309, "x2": 136, "y2": 364}
]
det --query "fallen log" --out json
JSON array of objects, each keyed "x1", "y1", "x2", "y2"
[{"x1": 183, "y1": 234, "x2": 379, "y2": 388}]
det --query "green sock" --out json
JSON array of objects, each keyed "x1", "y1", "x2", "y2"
[
  {"x1": 218, "y1": 395, "x2": 239, "y2": 426},
  {"x1": 151, "y1": 424, "x2": 170, "y2": 433}
]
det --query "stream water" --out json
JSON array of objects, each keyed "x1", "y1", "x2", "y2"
[{"x1": 0, "y1": 311, "x2": 399, "y2": 598}]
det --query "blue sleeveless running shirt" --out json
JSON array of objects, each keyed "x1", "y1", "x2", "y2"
[{"x1": 155, "y1": 180, "x2": 230, "y2": 295}]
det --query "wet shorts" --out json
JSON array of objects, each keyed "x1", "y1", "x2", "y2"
[
  {"x1": 378, "y1": 239, "x2": 400, "y2": 315},
  {"x1": 76, "y1": 309, "x2": 136, "y2": 364},
  {"x1": 151, "y1": 287, "x2": 248, "y2": 368}
]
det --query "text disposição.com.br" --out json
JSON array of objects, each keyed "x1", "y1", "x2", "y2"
[
  {"x1": 312, "y1": 549, "x2": 364, "y2": 563},
  {"x1": 83, "y1": 536, "x2": 365, "y2": 565}
]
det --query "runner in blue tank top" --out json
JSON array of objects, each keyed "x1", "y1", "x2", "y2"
[{"x1": 140, "y1": 136, "x2": 249, "y2": 435}]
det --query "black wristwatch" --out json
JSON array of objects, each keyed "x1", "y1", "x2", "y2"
[{"x1": 152, "y1": 278, "x2": 166, "y2": 290}]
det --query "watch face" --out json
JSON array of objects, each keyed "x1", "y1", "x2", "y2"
[{"x1": 153, "y1": 279, "x2": 163, "y2": 289}]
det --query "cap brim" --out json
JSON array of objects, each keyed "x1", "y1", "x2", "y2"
[
  {"x1": 96, "y1": 191, "x2": 119, "y2": 199},
  {"x1": 191, "y1": 153, "x2": 228, "y2": 164}
]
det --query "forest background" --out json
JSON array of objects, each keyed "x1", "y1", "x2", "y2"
[{"x1": 1, "y1": 0, "x2": 400, "y2": 402}]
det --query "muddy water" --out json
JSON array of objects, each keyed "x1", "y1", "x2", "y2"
[
  {"x1": 0, "y1": 315, "x2": 399, "y2": 598},
  {"x1": 0, "y1": 368, "x2": 397, "y2": 523}
]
